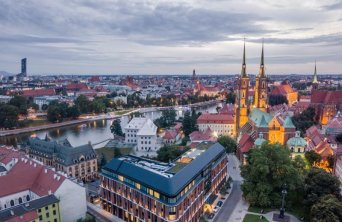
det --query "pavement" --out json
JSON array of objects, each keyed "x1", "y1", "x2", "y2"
[{"x1": 213, "y1": 154, "x2": 248, "y2": 222}]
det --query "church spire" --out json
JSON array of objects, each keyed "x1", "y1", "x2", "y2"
[
  {"x1": 312, "y1": 60, "x2": 318, "y2": 84},
  {"x1": 241, "y1": 38, "x2": 247, "y2": 77},
  {"x1": 258, "y1": 39, "x2": 265, "y2": 77}
]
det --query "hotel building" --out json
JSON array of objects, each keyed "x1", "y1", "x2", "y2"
[{"x1": 100, "y1": 142, "x2": 228, "y2": 222}]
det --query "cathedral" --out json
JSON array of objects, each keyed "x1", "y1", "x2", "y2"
[{"x1": 235, "y1": 40, "x2": 297, "y2": 161}]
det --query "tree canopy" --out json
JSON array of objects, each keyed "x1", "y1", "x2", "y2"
[
  {"x1": 182, "y1": 110, "x2": 199, "y2": 137},
  {"x1": 154, "y1": 109, "x2": 177, "y2": 128},
  {"x1": 304, "y1": 150, "x2": 322, "y2": 167},
  {"x1": 156, "y1": 145, "x2": 185, "y2": 162},
  {"x1": 0, "y1": 104, "x2": 19, "y2": 128},
  {"x1": 217, "y1": 135, "x2": 237, "y2": 153},
  {"x1": 310, "y1": 194, "x2": 342, "y2": 222},
  {"x1": 269, "y1": 94, "x2": 288, "y2": 106},
  {"x1": 241, "y1": 142, "x2": 303, "y2": 208},
  {"x1": 292, "y1": 107, "x2": 317, "y2": 135},
  {"x1": 110, "y1": 119, "x2": 124, "y2": 137}
]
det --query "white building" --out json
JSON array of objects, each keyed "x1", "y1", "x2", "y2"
[
  {"x1": 125, "y1": 117, "x2": 159, "y2": 153},
  {"x1": 0, "y1": 146, "x2": 87, "y2": 222}
]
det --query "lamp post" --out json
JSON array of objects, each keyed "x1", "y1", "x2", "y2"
[{"x1": 279, "y1": 184, "x2": 287, "y2": 218}]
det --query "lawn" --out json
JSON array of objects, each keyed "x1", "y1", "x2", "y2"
[
  {"x1": 248, "y1": 206, "x2": 272, "y2": 214},
  {"x1": 243, "y1": 214, "x2": 268, "y2": 222}
]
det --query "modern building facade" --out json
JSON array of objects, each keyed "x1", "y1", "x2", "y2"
[
  {"x1": 100, "y1": 142, "x2": 228, "y2": 222},
  {"x1": 26, "y1": 136, "x2": 98, "y2": 182}
]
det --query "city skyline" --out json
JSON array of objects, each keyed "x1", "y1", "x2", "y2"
[{"x1": 0, "y1": 0, "x2": 342, "y2": 75}]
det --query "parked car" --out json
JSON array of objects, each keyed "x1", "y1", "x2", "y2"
[{"x1": 217, "y1": 201, "x2": 223, "y2": 207}]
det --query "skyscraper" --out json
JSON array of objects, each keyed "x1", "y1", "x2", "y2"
[{"x1": 21, "y1": 58, "x2": 27, "y2": 77}]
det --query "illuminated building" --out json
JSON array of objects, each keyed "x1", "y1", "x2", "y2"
[
  {"x1": 253, "y1": 42, "x2": 268, "y2": 112},
  {"x1": 100, "y1": 142, "x2": 228, "y2": 222},
  {"x1": 197, "y1": 113, "x2": 236, "y2": 138}
]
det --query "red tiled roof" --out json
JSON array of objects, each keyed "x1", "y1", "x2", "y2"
[
  {"x1": 0, "y1": 146, "x2": 21, "y2": 165},
  {"x1": 197, "y1": 113, "x2": 234, "y2": 124},
  {"x1": 219, "y1": 104, "x2": 235, "y2": 115},
  {"x1": 66, "y1": 83, "x2": 88, "y2": 91},
  {"x1": 239, "y1": 134, "x2": 254, "y2": 153},
  {"x1": 311, "y1": 90, "x2": 342, "y2": 104},
  {"x1": 326, "y1": 116, "x2": 342, "y2": 129},
  {"x1": 0, "y1": 149, "x2": 65, "y2": 197},
  {"x1": 5, "y1": 211, "x2": 38, "y2": 222},
  {"x1": 22, "y1": 89, "x2": 55, "y2": 97},
  {"x1": 315, "y1": 140, "x2": 334, "y2": 159},
  {"x1": 270, "y1": 83, "x2": 296, "y2": 95},
  {"x1": 189, "y1": 128, "x2": 216, "y2": 142},
  {"x1": 163, "y1": 130, "x2": 178, "y2": 140}
]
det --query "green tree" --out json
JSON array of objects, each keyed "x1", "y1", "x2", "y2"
[
  {"x1": 269, "y1": 94, "x2": 288, "y2": 106},
  {"x1": 110, "y1": 119, "x2": 124, "y2": 137},
  {"x1": 310, "y1": 194, "x2": 342, "y2": 222},
  {"x1": 303, "y1": 168, "x2": 341, "y2": 208},
  {"x1": 182, "y1": 110, "x2": 198, "y2": 137},
  {"x1": 217, "y1": 135, "x2": 237, "y2": 153},
  {"x1": 9, "y1": 95, "x2": 29, "y2": 116},
  {"x1": 157, "y1": 145, "x2": 184, "y2": 162},
  {"x1": 0, "y1": 104, "x2": 19, "y2": 128},
  {"x1": 292, "y1": 107, "x2": 317, "y2": 135},
  {"x1": 66, "y1": 106, "x2": 81, "y2": 119},
  {"x1": 304, "y1": 150, "x2": 322, "y2": 166},
  {"x1": 154, "y1": 109, "x2": 177, "y2": 128},
  {"x1": 47, "y1": 105, "x2": 62, "y2": 122},
  {"x1": 75, "y1": 95, "x2": 91, "y2": 113},
  {"x1": 293, "y1": 155, "x2": 306, "y2": 174},
  {"x1": 226, "y1": 92, "x2": 236, "y2": 104},
  {"x1": 90, "y1": 99, "x2": 105, "y2": 113},
  {"x1": 241, "y1": 142, "x2": 303, "y2": 208}
]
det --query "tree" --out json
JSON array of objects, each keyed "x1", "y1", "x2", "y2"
[
  {"x1": 110, "y1": 119, "x2": 124, "y2": 137},
  {"x1": 157, "y1": 145, "x2": 184, "y2": 162},
  {"x1": 75, "y1": 95, "x2": 91, "y2": 113},
  {"x1": 305, "y1": 150, "x2": 322, "y2": 166},
  {"x1": 67, "y1": 106, "x2": 81, "y2": 119},
  {"x1": 303, "y1": 168, "x2": 341, "y2": 208},
  {"x1": 217, "y1": 135, "x2": 237, "y2": 153},
  {"x1": 293, "y1": 155, "x2": 306, "y2": 174},
  {"x1": 269, "y1": 94, "x2": 288, "y2": 106},
  {"x1": 182, "y1": 110, "x2": 198, "y2": 137},
  {"x1": 292, "y1": 107, "x2": 317, "y2": 135},
  {"x1": 0, "y1": 104, "x2": 19, "y2": 128},
  {"x1": 241, "y1": 142, "x2": 303, "y2": 208},
  {"x1": 114, "y1": 148, "x2": 122, "y2": 157},
  {"x1": 310, "y1": 194, "x2": 342, "y2": 222},
  {"x1": 154, "y1": 109, "x2": 177, "y2": 128},
  {"x1": 226, "y1": 92, "x2": 236, "y2": 104},
  {"x1": 9, "y1": 95, "x2": 29, "y2": 116},
  {"x1": 47, "y1": 105, "x2": 62, "y2": 122}
]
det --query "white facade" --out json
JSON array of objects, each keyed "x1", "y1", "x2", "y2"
[
  {"x1": 125, "y1": 117, "x2": 159, "y2": 152},
  {"x1": 198, "y1": 123, "x2": 235, "y2": 137},
  {"x1": 0, "y1": 190, "x2": 39, "y2": 211},
  {"x1": 55, "y1": 179, "x2": 87, "y2": 222}
]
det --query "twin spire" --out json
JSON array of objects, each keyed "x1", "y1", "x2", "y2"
[
  {"x1": 240, "y1": 38, "x2": 265, "y2": 77},
  {"x1": 312, "y1": 60, "x2": 318, "y2": 84}
]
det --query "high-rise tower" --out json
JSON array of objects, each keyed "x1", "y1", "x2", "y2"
[
  {"x1": 253, "y1": 41, "x2": 267, "y2": 111},
  {"x1": 21, "y1": 58, "x2": 27, "y2": 77},
  {"x1": 235, "y1": 39, "x2": 250, "y2": 131},
  {"x1": 312, "y1": 61, "x2": 319, "y2": 90}
]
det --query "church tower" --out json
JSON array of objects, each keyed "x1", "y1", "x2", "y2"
[
  {"x1": 253, "y1": 41, "x2": 268, "y2": 112},
  {"x1": 235, "y1": 39, "x2": 250, "y2": 131},
  {"x1": 312, "y1": 61, "x2": 319, "y2": 90}
]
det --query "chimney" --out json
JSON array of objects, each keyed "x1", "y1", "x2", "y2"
[
  {"x1": 29, "y1": 161, "x2": 32, "y2": 165},
  {"x1": 10, "y1": 210, "x2": 14, "y2": 216},
  {"x1": 88, "y1": 141, "x2": 91, "y2": 145},
  {"x1": 48, "y1": 190, "x2": 52, "y2": 195},
  {"x1": 34, "y1": 163, "x2": 36, "y2": 167},
  {"x1": 44, "y1": 169, "x2": 48, "y2": 174},
  {"x1": 54, "y1": 174, "x2": 57, "y2": 179}
]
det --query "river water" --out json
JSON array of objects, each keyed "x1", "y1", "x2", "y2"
[{"x1": 0, "y1": 104, "x2": 220, "y2": 148}]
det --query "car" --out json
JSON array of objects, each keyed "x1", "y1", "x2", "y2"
[
  {"x1": 217, "y1": 201, "x2": 223, "y2": 207},
  {"x1": 208, "y1": 213, "x2": 215, "y2": 219},
  {"x1": 213, "y1": 206, "x2": 219, "y2": 213}
]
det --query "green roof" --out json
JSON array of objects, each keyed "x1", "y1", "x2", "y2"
[
  {"x1": 287, "y1": 132, "x2": 307, "y2": 147},
  {"x1": 249, "y1": 108, "x2": 272, "y2": 127},
  {"x1": 283, "y1": 116, "x2": 296, "y2": 128},
  {"x1": 254, "y1": 138, "x2": 266, "y2": 146}
]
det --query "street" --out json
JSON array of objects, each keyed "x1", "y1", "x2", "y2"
[{"x1": 213, "y1": 154, "x2": 248, "y2": 222}]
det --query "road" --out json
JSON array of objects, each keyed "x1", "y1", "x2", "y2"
[{"x1": 213, "y1": 154, "x2": 245, "y2": 222}]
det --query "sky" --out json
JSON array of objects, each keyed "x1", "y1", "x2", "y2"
[{"x1": 0, "y1": 0, "x2": 341, "y2": 75}]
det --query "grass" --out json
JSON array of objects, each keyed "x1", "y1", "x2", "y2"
[
  {"x1": 248, "y1": 206, "x2": 272, "y2": 214},
  {"x1": 243, "y1": 214, "x2": 268, "y2": 222}
]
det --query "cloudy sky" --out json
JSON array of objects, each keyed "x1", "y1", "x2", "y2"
[{"x1": 0, "y1": 0, "x2": 341, "y2": 75}]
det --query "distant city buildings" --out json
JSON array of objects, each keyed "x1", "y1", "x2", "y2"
[
  {"x1": 0, "y1": 146, "x2": 87, "y2": 221},
  {"x1": 100, "y1": 142, "x2": 228, "y2": 222},
  {"x1": 25, "y1": 136, "x2": 98, "y2": 182}
]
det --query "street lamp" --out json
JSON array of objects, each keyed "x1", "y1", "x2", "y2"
[{"x1": 279, "y1": 184, "x2": 287, "y2": 218}]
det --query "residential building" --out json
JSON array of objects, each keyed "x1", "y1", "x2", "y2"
[
  {"x1": 0, "y1": 146, "x2": 87, "y2": 221},
  {"x1": 25, "y1": 136, "x2": 98, "y2": 182},
  {"x1": 163, "y1": 130, "x2": 180, "y2": 145},
  {"x1": 0, "y1": 195, "x2": 61, "y2": 222},
  {"x1": 125, "y1": 117, "x2": 159, "y2": 153},
  {"x1": 197, "y1": 113, "x2": 235, "y2": 137},
  {"x1": 100, "y1": 142, "x2": 228, "y2": 222},
  {"x1": 269, "y1": 80, "x2": 298, "y2": 106},
  {"x1": 189, "y1": 128, "x2": 217, "y2": 144}
]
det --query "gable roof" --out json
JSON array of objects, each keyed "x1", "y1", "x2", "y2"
[{"x1": 197, "y1": 113, "x2": 234, "y2": 124}]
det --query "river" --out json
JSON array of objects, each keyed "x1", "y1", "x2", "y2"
[{"x1": 0, "y1": 104, "x2": 220, "y2": 148}]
